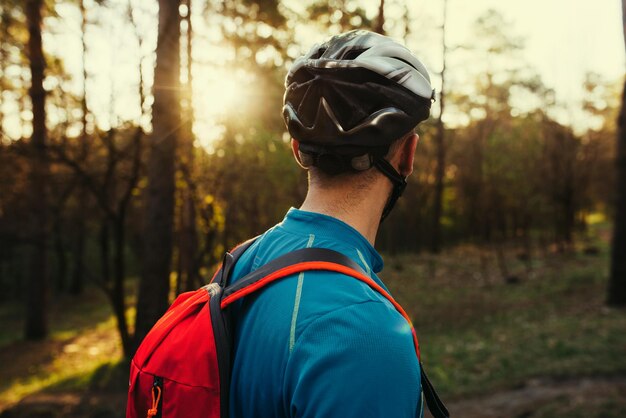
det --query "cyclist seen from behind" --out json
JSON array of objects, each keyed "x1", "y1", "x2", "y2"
[{"x1": 228, "y1": 30, "x2": 437, "y2": 418}]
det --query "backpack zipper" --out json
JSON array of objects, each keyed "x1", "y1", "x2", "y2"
[{"x1": 147, "y1": 375, "x2": 163, "y2": 418}]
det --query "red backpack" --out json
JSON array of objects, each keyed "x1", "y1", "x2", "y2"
[{"x1": 126, "y1": 239, "x2": 448, "y2": 418}]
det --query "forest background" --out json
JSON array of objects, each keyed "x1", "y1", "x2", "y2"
[{"x1": 0, "y1": 0, "x2": 625, "y2": 417}]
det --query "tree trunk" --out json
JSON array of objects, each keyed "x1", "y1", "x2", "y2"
[
  {"x1": 24, "y1": 0, "x2": 49, "y2": 340},
  {"x1": 70, "y1": 204, "x2": 86, "y2": 294},
  {"x1": 607, "y1": 0, "x2": 626, "y2": 306},
  {"x1": 431, "y1": 0, "x2": 448, "y2": 254},
  {"x1": 374, "y1": 0, "x2": 385, "y2": 34},
  {"x1": 608, "y1": 78, "x2": 626, "y2": 306},
  {"x1": 402, "y1": 3, "x2": 410, "y2": 41},
  {"x1": 180, "y1": 0, "x2": 199, "y2": 292},
  {"x1": 53, "y1": 209, "x2": 67, "y2": 290},
  {"x1": 134, "y1": 0, "x2": 181, "y2": 352},
  {"x1": 113, "y1": 213, "x2": 132, "y2": 355},
  {"x1": 100, "y1": 219, "x2": 111, "y2": 288},
  {"x1": 0, "y1": 6, "x2": 7, "y2": 138},
  {"x1": 51, "y1": 182, "x2": 77, "y2": 292},
  {"x1": 70, "y1": 0, "x2": 89, "y2": 295}
]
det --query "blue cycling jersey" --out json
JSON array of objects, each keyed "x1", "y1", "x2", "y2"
[{"x1": 228, "y1": 208, "x2": 423, "y2": 418}]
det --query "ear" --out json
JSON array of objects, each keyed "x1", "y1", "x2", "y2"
[
  {"x1": 291, "y1": 138, "x2": 300, "y2": 161},
  {"x1": 398, "y1": 133, "x2": 418, "y2": 177},
  {"x1": 291, "y1": 138, "x2": 306, "y2": 168}
]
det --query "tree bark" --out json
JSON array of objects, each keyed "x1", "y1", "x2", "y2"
[
  {"x1": 431, "y1": 0, "x2": 448, "y2": 253},
  {"x1": 70, "y1": 0, "x2": 89, "y2": 295},
  {"x1": 53, "y1": 214, "x2": 66, "y2": 290},
  {"x1": 180, "y1": 0, "x2": 199, "y2": 292},
  {"x1": 24, "y1": 0, "x2": 49, "y2": 340},
  {"x1": 113, "y1": 211, "x2": 131, "y2": 354},
  {"x1": 374, "y1": 0, "x2": 385, "y2": 34},
  {"x1": 0, "y1": 6, "x2": 7, "y2": 138},
  {"x1": 402, "y1": 3, "x2": 410, "y2": 41},
  {"x1": 608, "y1": 78, "x2": 626, "y2": 306},
  {"x1": 607, "y1": 0, "x2": 626, "y2": 306},
  {"x1": 134, "y1": 0, "x2": 181, "y2": 352},
  {"x1": 52, "y1": 185, "x2": 74, "y2": 291}
]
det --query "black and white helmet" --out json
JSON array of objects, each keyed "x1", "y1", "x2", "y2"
[
  {"x1": 283, "y1": 30, "x2": 434, "y2": 158},
  {"x1": 282, "y1": 30, "x2": 434, "y2": 221}
]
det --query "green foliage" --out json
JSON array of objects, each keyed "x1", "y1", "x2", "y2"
[{"x1": 196, "y1": 125, "x2": 302, "y2": 247}]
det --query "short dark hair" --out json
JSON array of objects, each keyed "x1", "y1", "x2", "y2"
[{"x1": 307, "y1": 129, "x2": 413, "y2": 188}]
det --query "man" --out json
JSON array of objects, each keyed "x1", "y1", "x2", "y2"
[{"x1": 227, "y1": 30, "x2": 434, "y2": 418}]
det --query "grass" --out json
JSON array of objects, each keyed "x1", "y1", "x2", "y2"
[
  {"x1": 0, "y1": 225, "x2": 624, "y2": 417},
  {"x1": 383, "y1": 225, "x2": 626, "y2": 400}
]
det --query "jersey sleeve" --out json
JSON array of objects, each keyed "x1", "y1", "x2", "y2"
[{"x1": 283, "y1": 300, "x2": 423, "y2": 418}]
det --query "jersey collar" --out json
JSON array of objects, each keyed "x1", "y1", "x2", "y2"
[{"x1": 281, "y1": 207, "x2": 384, "y2": 273}]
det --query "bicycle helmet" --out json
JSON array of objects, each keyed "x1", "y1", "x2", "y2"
[{"x1": 283, "y1": 30, "x2": 434, "y2": 220}]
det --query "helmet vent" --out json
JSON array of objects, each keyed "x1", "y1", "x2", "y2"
[
  {"x1": 311, "y1": 48, "x2": 327, "y2": 59},
  {"x1": 343, "y1": 48, "x2": 368, "y2": 60},
  {"x1": 390, "y1": 56, "x2": 419, "y2": 71}
]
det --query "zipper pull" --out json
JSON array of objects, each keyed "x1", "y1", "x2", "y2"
[{"x1": 147, "y1": 376, "x2": 162, "y2": 418}]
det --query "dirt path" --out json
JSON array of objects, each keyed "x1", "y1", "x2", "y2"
[
  {"x1": 0, "y1": 391, "x2": 125, "y2": 418},
  {"x1": 3, "y1": 375, "x2": 626, "y2": 418},
  {"x1": 438, "y1": 376, "x2": 626, "y2": 418}
]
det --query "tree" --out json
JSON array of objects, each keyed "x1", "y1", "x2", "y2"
[
  {"x1": 374, "y1": 0, "x2": 385, "y2": 34},
  {"x1": 134, "y1": 0, "x2": 181, "y2": 351},
  {"x1": 306, "y1": 0, "x2": 372, "y2": 33},
  {"x1": 69, "y1": 0, "x2": 89, "y2": 295},
  {"x1": 430, "y1": 0, "x2": 448, "y2": 253},
  {"x1": 46, "y1": 0, "x2": 148, "y2": 356},
  {"x1": 607, "y1": 0, "x2": 626, "y2": 306},
  {"x1": 0, "y1": 4, "x2": 9, "y2": 138},
  {"x1": 24, "y1": 0, "x2": 48, "y2": 340},
  {"x1": 177, "y1": 0, "x2": 200, "y2": 293}
]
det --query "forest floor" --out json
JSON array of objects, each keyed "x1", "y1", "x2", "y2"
[{"x1": 0, "y1": 223, "x2": 625, "y2": 418}]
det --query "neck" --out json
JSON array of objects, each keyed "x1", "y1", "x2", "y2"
[{"x1": 299, "y1": 179, "x2": 391, "y2": 246}]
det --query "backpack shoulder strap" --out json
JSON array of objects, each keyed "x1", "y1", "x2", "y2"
[
  {"x1": 421, "y1": 367, "x2": 449, "y2": 418},
  {"x1": 221, "y1": 247, "x2": 407, "y2": 344},
  {"x1": 211, "y1": 236, "x2": 259, "y2": 287},
  {"x1": 222, "y1": 247, "x2": 367, "y2": 299}
]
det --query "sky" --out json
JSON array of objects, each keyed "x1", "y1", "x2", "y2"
[
  {"x1": 407, "y1": 0, "x2": 625, "y2": 130},
  {"x1": 2, "y1": 0, "x2": 624, "y2": 142},
  {"x1": 438, "y1": 0, "x2": 624, "y2": 102}
]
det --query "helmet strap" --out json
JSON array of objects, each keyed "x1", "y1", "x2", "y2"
[{"x1": 373, "y1": 157, "x2": 407, "y2": 222}]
